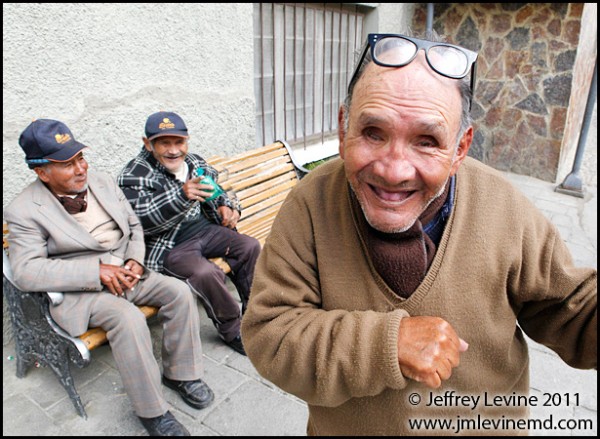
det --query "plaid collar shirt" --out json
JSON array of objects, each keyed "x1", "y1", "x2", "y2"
[{"x1": 117, "y1": 147, "x2": 237, "y2": 272}]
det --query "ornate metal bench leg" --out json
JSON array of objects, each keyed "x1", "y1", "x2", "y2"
[
  {"x1": 14, "y1": 346, "x2": 35, "y2": 379},
  {"x1": 15, "y1": 356, "x2": 27, "y2": 378},
  {"x1": 45, "y1": 351, "x2": 88, "y2": 419},
  {"x1": 3, "y1": 275, "x2": 91, "y2": 419}
]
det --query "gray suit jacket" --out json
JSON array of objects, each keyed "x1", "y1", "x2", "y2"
[{"x1": 4, "y1": 170, "x2": 146, "y2": 336}]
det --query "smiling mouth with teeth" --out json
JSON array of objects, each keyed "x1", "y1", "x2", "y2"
[{"x1": 370, "y1": 184, "x2": 415, "y2": 203}]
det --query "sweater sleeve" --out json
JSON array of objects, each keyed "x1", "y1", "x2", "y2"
[
  {"x1": 511, "y1": 206, "x2": 597, "y2": 370},
  {"x1": 241, "y1": 187, "x2": 409, "y2": 408}
]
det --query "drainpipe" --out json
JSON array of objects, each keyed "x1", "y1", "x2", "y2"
[
  {"x1": 426, "y1": 4, "x2": 434, "y2": 34},
  {"x1": 556, "y1": 59, "x2": 597, "y2": 198}
]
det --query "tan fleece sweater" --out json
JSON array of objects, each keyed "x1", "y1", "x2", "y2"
[{"x1": 241, "y1": 157, "x2": 597, "y2": 436}]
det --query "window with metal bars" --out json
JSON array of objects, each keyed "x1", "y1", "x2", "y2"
[{"x1": 253, "y1": 3, "x2": 365, "y2": 149}]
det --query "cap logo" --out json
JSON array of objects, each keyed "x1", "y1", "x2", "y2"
[
  {"x1": 159, "y1": 118, "x2": 176, "y2": 131},
  {"x1": 54, "y1": 133, "x2": 72, "y2": 144}
]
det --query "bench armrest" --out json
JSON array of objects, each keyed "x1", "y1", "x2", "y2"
[
  {"x1": 278, "y1": 139, "x2": 311, "y2": 177},
  {"x1": 3, "y1": 244, "x2": 90, "y2": 363},
  {"x1": 47, "y1": 291, "x2": 65, "y2": 305}
]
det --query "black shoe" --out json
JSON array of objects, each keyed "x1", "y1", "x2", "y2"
[
  {"x1": 139, "y1": 410, "x2": 190, "y2": 436},
  {"x1": 162, "y1": 376, "x2": 215, "y2": 410},
  {"x1": 224, "y1": 335, "x2": 246, "y2": 356}
]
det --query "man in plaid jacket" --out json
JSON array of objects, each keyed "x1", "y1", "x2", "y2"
[{"x1": 118, "y1": 111, "x2": 260, "y2": 355}]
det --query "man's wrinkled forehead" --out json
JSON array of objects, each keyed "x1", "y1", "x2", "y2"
[
  {"x1": 357, "y1": 111, "x2": 447, "y2": 133},
  {"x1": 362, "y1": 51, "x2": 453, "y2": 87},
  {"x1": 356, "y1": 56, "x2": 461, "y2": 107}
]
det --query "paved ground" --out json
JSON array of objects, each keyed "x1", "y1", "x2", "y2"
[{"x1": 3, "y1": 171, "x2": 597, "y2": 436}]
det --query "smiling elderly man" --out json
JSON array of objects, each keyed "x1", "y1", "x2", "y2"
[
  {"x1": 241, "y1": 33, "x2": 597, "y2": 435},
  {"x1": 5, "y1": 119, "x2": 215, "y2": 436},
  {"x1": 118, "y1": 111, "x2": 260, "y2": 356}
]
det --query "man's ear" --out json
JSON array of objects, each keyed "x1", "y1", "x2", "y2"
[
  {"x1": 450, "y1": 126, "x2": 473, "y2": 176},
  {"x1": 338, "y1": 105, "x2": 346, "y2": 159},
  {"x1": 142, "y1": 137, "x2": 152, "y2": 152},
  {"x1": 34, "y1": 166, "x2": 50, "y2": 183}
]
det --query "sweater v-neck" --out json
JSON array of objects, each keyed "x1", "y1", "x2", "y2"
[{"x1": 347, "y1": 177, "x2": 457, "y2": 309}]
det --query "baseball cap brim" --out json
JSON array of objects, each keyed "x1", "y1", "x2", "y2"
[
  {"x1": 147, "y1": 130, "x2": 189, "y2": 141},
  {"x1": 45, "y1": 142, "x2": 88, "y2": 162}
]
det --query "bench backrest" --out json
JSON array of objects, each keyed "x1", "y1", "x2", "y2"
[
  {"x1": 205, "y1": 141, "x2": 300, "y2": 272},
  {"x1": 209, "y1": 141, "x2": 300, "y2": 246}
]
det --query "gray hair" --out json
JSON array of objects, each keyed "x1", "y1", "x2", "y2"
[{"x1": 342, "y1": 31, "x2": 473, "y2": 146}]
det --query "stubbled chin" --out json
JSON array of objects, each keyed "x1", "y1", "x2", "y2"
[
  {"x1": 163, "y1": 158, "x2": 183, "y2": 172},
  {"x1": 73, "y1": 179, "x2": 88, "y2": 191},
  {"x1": 363, "y1": 207, "x2": 416, "y2": 233}
]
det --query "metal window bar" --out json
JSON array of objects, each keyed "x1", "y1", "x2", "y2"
[
  {"x1": 302, "y1": 5, "x2": 307, "y2": 149},
  {"x1": 258, "y1": 4, "x2": 266, "y2": 145},
  {"x1": 283, "y1": 3, "x2": 287, "y2": 140},
  {"x1": 293, "y1": 5, "x2": 298, "y2": 141},
  {"x1": 254, "y1": 3, "x2": 364, "y2": 148},
  {"x1": 322, "y1": 7, "x2": 327, "y2": 145},
  {"x1": 272, "y1": 4, "x2": 277, "y2": 143}
]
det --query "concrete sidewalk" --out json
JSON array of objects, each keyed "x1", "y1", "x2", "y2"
[{"x1": 2, "y1": 172, "x2": 597, "y2": 436}]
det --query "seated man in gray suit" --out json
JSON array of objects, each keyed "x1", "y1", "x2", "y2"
[{"x1": 4, "y1": 119, "x2": 214, "y2": 437}]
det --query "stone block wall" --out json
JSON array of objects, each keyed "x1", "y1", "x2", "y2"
[{"x1": 413, "y1": 3, "x2": 586, "y2": 182}]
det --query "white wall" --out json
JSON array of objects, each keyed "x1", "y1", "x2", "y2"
[
  {"x1": 3, "y1": 3, "x2": 256, "y2": 211},
  {"x1": 377, "y1": 3, "x2": 416, "y2": 34}
]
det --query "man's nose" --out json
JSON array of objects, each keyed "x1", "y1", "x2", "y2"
[
  {"x1": 373, "y1": 143, "x2": 416, "y2": 184},
  {"x1": 165, "y1": 143, "x2": 180, "y2": 153}
]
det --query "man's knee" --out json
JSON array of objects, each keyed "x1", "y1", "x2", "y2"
[
  {"x1": 192, "y1": 262, "x2": 227, "y2": 285},
  {"x1": 239, "y1": 235, "x2": 261, "y2": 260},
  {"x1": 110, "y1": 301, "x2": 150, "y2": 333},
  {"x1": 165, "y1": 275, "x2": 195, "y2": 305},
  {"x1": 149, "y1": 271, "x2": 196, "y2": 308},
  {"x1": 249, "y1": 236, "x2": 261, "y2": 255}
]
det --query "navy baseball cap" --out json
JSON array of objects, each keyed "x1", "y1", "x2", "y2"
[
  {"x1": 19, "y1": 119, "x2": 88, "y2": 167},
  {"x1": 145, "y1": 111, "x2": 188, "y2": 140}
]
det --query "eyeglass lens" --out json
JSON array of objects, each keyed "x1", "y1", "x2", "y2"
[{"x1": 373, "y1": 37, "x2": 470, "y2": 78}]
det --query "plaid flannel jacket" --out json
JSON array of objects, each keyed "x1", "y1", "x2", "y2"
[{"x1": 117, "y1": 147, "x2": 238, "y2": 272}]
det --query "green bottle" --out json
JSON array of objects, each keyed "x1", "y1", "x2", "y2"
[{"x1": 195, "y1": 168, "x2": 223, "y2": 201}]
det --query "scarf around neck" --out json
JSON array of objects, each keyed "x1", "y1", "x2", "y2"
[
  {"x1": 53, "y1": 189, "x2": 88, "y2": 214},
  {"x1": 352, "y1": 180, "x2": 451, "y2": 299}
]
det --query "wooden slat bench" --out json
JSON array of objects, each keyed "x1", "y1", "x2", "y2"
[{"x1": 2, "y1": 140, "x2": 303, "y2": 418}]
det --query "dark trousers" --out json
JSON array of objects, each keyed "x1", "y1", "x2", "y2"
[{"x1": 163, "y1": 224, "x2": 260, "y2": 342}]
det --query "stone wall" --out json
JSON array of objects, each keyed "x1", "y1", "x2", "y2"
[{"x1": 413, "y1": 3, "x2": 585, "y2": 182}]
